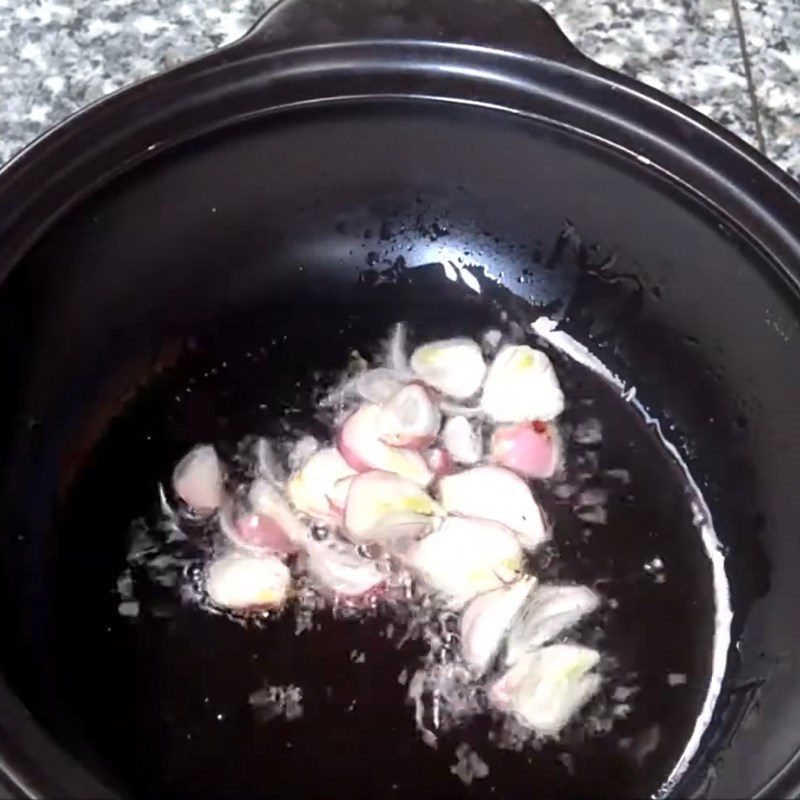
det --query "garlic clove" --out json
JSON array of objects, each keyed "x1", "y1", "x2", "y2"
[
  {"x1": 460, "y1": 576, "x2": 537, "y2": 674},
  {"x1": 344, "y1": 471, "x2": 441, "y2": 544},
  {"x1": 410, "y1": 338, "x2": 486, "y2": 400},
  {"x1": 287, "y1": 447, "x2": 357, "y2": 523},
  {"x1": 337, "y1": 404, "x2": 434, "y2": 486},
  {"x1": 205, "y1": 552, "x2": 291, "y2": 611},
  {"x1": 408, "y1": 516, "x2": 523, "y2": 608},
  {"x1": 491, "y1": 421, "x2": 561, "y2": 479},
  {"x1": 490, "y1": 644, "x2": 601, "y2": 736},
  {"x1": 442, "y1": 415, "x2": 482, "y2": 465},
  {"x1": 481, "y1": 345, "x2": 564, "y2": 423},
  {"x1": 438, "y1": 466, "x2": 548, "y2": 551},
  {"x1": 377, "y1": 383, "x2": 441, "y2": 449},
  {"x1": 172, "y1": 444, "x2": 224, "y2": 515},
  {"x1": 505, "y1": 584, "x2": 601, "y2": 666}
]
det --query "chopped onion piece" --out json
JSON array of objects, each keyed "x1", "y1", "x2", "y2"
[
  {"x1": 344, "y1": 471, "x2": 442, "y2": 544},
  {"x1": 326, "y1": 475, "x2": 355, "y2": 514},
  {"x1": 438, "y1": 466, "x2": 548, "y2": 551},
  {"x1": 305, "y1": 539, "x2": 385, "y2": 599},
  {"x1": 338, "y1": 404, "x2": 433, "y2": 486},
  {"x1": 481, "y1": 345, "x2": 565, "y2": 422},
  {"x1": 172, "y1": 444, "x2": 224, "y2": 514},
  {"x1": 442, "y1": 415, "x2": 482, "y2": 465},
  {"x1": 408, "y1": 517, "x2": 523, "y2": 608},
  {"x1": 355, "y1": 368, "x2": 406, "y2": 405},
  {"x1": 490, "y1": 644, "x2": 601, "y2": 736},
  {"x1": 505, "y1": 584, "x2": 600, "y2": 666},
  {"x1": 410, "y1": 338, "x2": 486, "y2": 399},
  {"x1": 288, "y1": 448, "x2": 356, "y2": 523},
  {"x1": 377, "y1": 384, "x2": 441, "y2": 448},
  {"x1": 491, "y1": 421, "x2": 561, "y2": 479},
  {"x1": 249, "y1": 479, "x2": 310, "y2": 548},
  {"x1": 460, "y1": 576, "x2": 537, "y2": 674},
  {"x1": 205, "y1": 552, "x2": 291, "y2": 611}
]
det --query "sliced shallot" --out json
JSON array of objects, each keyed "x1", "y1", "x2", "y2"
[
  {"x1": 460, "y1": 576, "x2": 537, "y2": 674},
  {"x1": 172, "y1": 444, "x2": 224, "y2": 515},
  {"x1": 410, "y1": 338, "x2": 486, "y2": 399},
  {"x1": 438, "y1": 466, "x2": 548, "y2": 551},
  {"x1": 442, "y1": 415, "x2": 482, "y2": 465},
  {"x1": 490, "y1": 644, "x2": 601, "y2": 736},
  {"x1": 338, "y1": 404, "x2": 433, "y2": 486},
  {"x1": 377, "y1": 384, "x2": 441, "y2": 448},
  {"x1": 287, "y1": 448, "x2": 356, "y2": 523},
  {"x1": 408, "y1": 516, "x2": 523, "y2": 608},
  {"x1": 205, "y1": 552, "x2": 291, "y2": 611},
  {"x1": 344, "y1": 471, "x2": 442, "y2": 544},
  {"x1": 424, "y1": 447, "x2": 454, "y2": 477},
  {"x1": 221, "y1": 507, "x2": 299, "y2": 556},
  {"x1": 355, "y1": 368, "x2": 406, "y2": 405},
  {"x1": 246, "y1": 479, "x2": 310, "y2": 548},
  {"x1": 481, "y1": 345, "x2": 565, "y2": 422},
  {"x1": 505, "y1": 584, "x2": 601, "y2": 666},
  {"x1": 305, "y1": 539, "x2": 385, "y2": 600},
  {"x1": 491, "y1": 421, "x2": 561, "y2": 479}
]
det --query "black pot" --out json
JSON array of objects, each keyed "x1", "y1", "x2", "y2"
[{"x1": 0, "y1": 0, "x2": 799, "y2": 797}]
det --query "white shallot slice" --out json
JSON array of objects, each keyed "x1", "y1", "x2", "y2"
[
  {"x1": 338, "y1": 404, "x2": 433, "y2": 486},
  {"x1": 505, "y1": 584, "x2": 601, "y2": 666},
  {"x1": 305, "y1": 539, "x2": 385, "y2": 600},
  {"x1": 490, "y1": 644, "x2": 601, "y2": 736},
  {"x1": 205, "y1": 552, "x2": 291, "y2": 611},
  {"x1": 438, "y1": 466, "x2": 548, "y2": 551},
  {"x1": 424, "y1": 447, "x2": 454, "y2": 477},
  {"x1": 344, "y1": 471, "x2": 442, "y2": 544},
  {"x1": 172, "y1": 444, "x2": 224, "y2": 515},
  {"x1": 355, "y1": 368, "x2": 407, "y2": 405},
  {"x1": 460, "y1": 576, "x2": 537, "y2": 674},
  {"x1": 442, "y1": 415, "x2": 482, "y2": 465},
  {"x1": 481, "y1": 345, "x2": 565, "y2": 422},
  {"x1": 410, "y1": 338, "x2": 486, "y2": 399},
  {"x1": 248, "y1": 479, "x2": 311, "y2": 548},
  {"x1": 377, "y1": 383, "x2": 441, "y2": 448},
  {"x1": 287, "y1": 448, "x2": 356, "y2": 523},
  {"x1": 326, "y1": 475, "x2": 355, "y2": 515},
  {"x1": 408, "y1": 517, "x2": 523, "y2": 608},
  {"x1": 491, "y1": 421, "x2": 561, "y2": 479}
]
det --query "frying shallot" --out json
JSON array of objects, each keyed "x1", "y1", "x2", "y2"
[
  {"x1": 481, "y1": 345, "x2": 565, "y2": 422},
  {"x1": 172, "y1": 444, "x2": 224, "y2": 515},
  {"x1": 377, "y1": 383, "x2": 441, "y2": 448},
  {"x1": 442, "y1": 415, "x2": 482, "y2": 465},
  {"x1": 410, "y1": 338, "x2": 486, "y2": 399},
  {"x1": 491, "y1": 421, "x2": 561, "y2": 479},
  {"x1": 305, "y1": 539, "x2": 386, "y2": 600},
  {"x1": 343, "y1": 471, "x2": 442, "y2": 544},
  {"x1": 460, "y1": 576, "x2": 537, "y2": 674},
  {"x1": 505, "y1": 584, "x2": 601, "y2": 666},
  {"x1": 288, "y1": 448, "x2": 356, "y2": 523},
  {"x1": 438, "y1": 466, "x2": 548, "y2": 551},
  {"x1": 205, "y1": 552, "x2": 291, "y2": 611},
  {"x1": 338, "y1": 404, "x2": 433, "y2": 486},
  {"x1": 408, "y1": 516, "x2": 523, "y2": 608},
  {"x1": 490, "y1": 644, "x2": 601, "y2": 736}
]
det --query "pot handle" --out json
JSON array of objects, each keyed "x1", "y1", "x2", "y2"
[{"x1": 240, "y1": 0, "x2": 586, "y2": 65}]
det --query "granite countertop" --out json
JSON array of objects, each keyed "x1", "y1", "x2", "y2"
[{"x1": 0, "y1": 0, "x2": 797, "y2": 179}]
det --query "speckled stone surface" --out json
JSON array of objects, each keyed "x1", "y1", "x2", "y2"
[{"x1": 0, "y1": 0, "x2": 796, "y2": 179}]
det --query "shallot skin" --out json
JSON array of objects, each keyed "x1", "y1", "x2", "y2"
[{"x1": 491, "y1": 421, "x2": 561, "y2": 479}]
